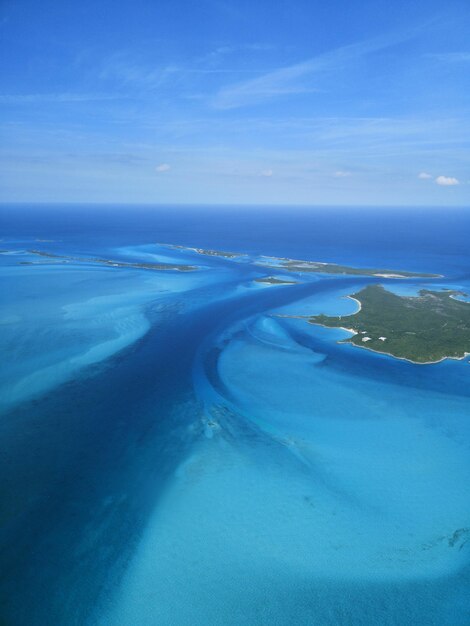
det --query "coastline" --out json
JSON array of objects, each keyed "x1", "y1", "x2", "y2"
[
  {"x1": 277, "y1": 313, "x2": 470, "y2": 365},
  {"x1": 291, "y1": 286, "x2": 470, "y2": 365},
  {"x1": 346, "y1": 295, "x2": 362, "y2": 313},
  {"x1": 339, "y1": 340, "x2": 470, "y2": 365},
  {"x1": 309, "y1": 319, "x2": 470, "y2": 365}
]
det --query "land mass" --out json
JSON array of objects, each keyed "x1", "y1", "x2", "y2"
[
  {"x1": 165, "y1": 244, "x2": 244, "y2": 259},
  {"x1": 306, "y1": 284, "x2": 470, "y2": 364},
  {"x1": 22, "y1": 244, "x2": 429, "y2": 278},
  {"x1": 161, "y1": 244, "x2": 441, "y2": 278},
  {"x1": 258, "y1": 257, "x2": 440, "y2": 278},
  {"x1": 254, "y1": 276, "x2": 298, "y2": 285},
  {"x1": 26, "y1": 250, "x2": 197, "y2": 272}
]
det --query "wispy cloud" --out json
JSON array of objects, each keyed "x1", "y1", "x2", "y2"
[
  {"x1": 435, "y1": 175, "x2": 459, "y2": 186},
  {"x1": 418, "y1": 172, "x2": 432, "y2": 179},
  {"x1": 212, "y1": 29, "x2": 417, "y2": 109},
  {"x1": 427, "y1": 52, "x2": 470, "y2": 63},
  {"x1": 97, "y1": 46, "x2": 271, "y2": 94},
  {"x1": 198, "y1": 43, "x2": 274, "y2": 67},
  {"x1": 99, "y1": 52, "x2": 177, "y2": 89},
  {"x1": 0, "y1": 93, "x2": 126, "y2": 104}
]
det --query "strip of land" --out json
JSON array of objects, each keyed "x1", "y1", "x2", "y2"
[
  {"x1": 254, "y1": 276, "x2": 298, "y2": 285},
  {"x1": 257, "y1": 257, "x2": 440, "y2": 278},
  {"x1": 159, "y1": 244, "x2": 441, "y2": 278},
  {"x1": 25, "y1": 250, "x2": 197, "y2": 272},
  {"x1": 164, "y1": 244, "x2": 244, "y2": 259}
]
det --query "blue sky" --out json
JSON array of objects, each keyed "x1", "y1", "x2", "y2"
[{"x1": 0, "y1": 0, "x2": 469, "y2": 205}]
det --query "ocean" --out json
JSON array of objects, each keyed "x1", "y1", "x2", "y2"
[{"x1": 0, "y1": 204, "x2": 469, "y2": 625}]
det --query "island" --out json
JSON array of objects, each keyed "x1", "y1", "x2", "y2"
[
  {"x1": 25, "y1": 250, "x2": 197, "y2": 272},
  {"x1": 305, "y1": 284, "x2": 470, "y2": 364},
  {"x1": 162, "y1": 244, "x2": 440, "y2": 278},
  {"x1": 254, "y1": 276, "x2": 298, "y2": 285},
  {"x1": 11, "y1": 243, "x2": 444, "y2": 288},
  {"x1": 164, "y1": 244, "x2": 244, "y2": 259},
  {"x1": 257, "y1": 256, "x2": 440, "y2": 279}
]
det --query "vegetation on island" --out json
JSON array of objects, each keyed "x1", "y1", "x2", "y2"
[
  {"x1": 26, "y1": 250, "x2": 197, "y2": 272},
  {"x1": 163, "y1": 244, "x2": 440, "y2": 278},
  {"x1": 7, "y1": 243, "x2": 442, "y2": 280},
  {"x1": 307, "y1": 284, "x2": 470, "y2": 364},
  {"x1": 254, "y1": 276, "x2": 298, "y2": 285},
  {"x1": 259, "y1": 257, "x2": 440, "y2": 279}
]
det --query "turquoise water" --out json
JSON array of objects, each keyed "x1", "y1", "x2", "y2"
[{"x1": 0, "y1": 205, "x2": 469, "y2": 625}]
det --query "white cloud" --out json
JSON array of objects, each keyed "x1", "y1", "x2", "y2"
[
  {"x1": 260, "y1": 169, "x2": 273, "y2": 177},
  {"x1": 334, "y1": 170, "x2": 352, "y2": 177},
  {"x1": 155, "y1": 163, "x2": 171, "y2": 172},
  {"x1": 435, "y1": 175, "x2": 459, "y2": 186},
  {"x1": 418, "y1": 172, "x2": 432, "y2": 179}
]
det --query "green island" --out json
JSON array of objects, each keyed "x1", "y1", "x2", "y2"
[
  {"x1": 306, "y1": 284, "x2": 470, "y2": 364},
  {"x1": 25, "y1": 250, "x2": 197, "y2": 272},
  {"x1": 259, "y1": 257, "x2": 440, "y2": 279},
  {"x1": 254, "y1": 276, "x2": 298, "y2": 285}
]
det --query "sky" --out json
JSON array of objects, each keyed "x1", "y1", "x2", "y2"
[{"x1": 0, "y1": 0, "x2": 469, "y2": 206}]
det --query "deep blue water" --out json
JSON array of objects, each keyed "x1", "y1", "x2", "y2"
[
  {"x1": 0, "y1": 204, "x2": 469, "y2": 625},
  {"x1": 2, "y1": 203, "x2": 470, "y2": 271}
]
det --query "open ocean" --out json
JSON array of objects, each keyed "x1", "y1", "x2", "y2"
[{"x1": 0, "y1": 204, "x2": 469, "y2": 625}]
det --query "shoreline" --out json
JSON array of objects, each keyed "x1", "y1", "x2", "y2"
[
  {"x1": 310, "y1": 319, "x2": 470, "y2": 365},
  {"x1": 346, "y1": 295, "x2": 362, "y2": 313},
  {"x1": 276, "y1": 314, "x2": 470, "y2": 365},
  {"x1": 340, "y1": 340, "x2": 470, "y2": 366}
]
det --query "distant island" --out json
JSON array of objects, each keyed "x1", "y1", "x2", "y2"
[
  {"x1": 254, "y1": 276, "x2": 298, "y2": 285},
  {"x1": 258, "y1": 256, "x2": 440, "y2": 279},
  {"x1": 161, "y1": 244, "x2": 441, "y2": 279},
  {"x1": 25, "y1": 250, "x2": 197, "y2": 272},
  {"x1": 305, "y1": 285, "x2": 470, "y2": 364},
  {"x1": 164, "y1": 244, "x2": 244, "y2": 259}
]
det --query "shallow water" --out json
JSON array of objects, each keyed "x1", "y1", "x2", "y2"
[{"x1": 0, "y1": 205, "x2": 469, "y2": 625}]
